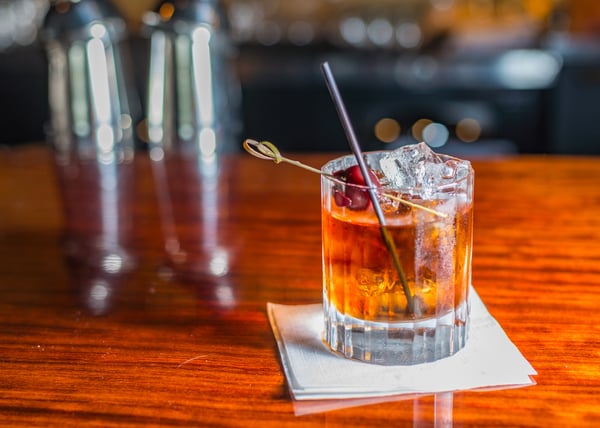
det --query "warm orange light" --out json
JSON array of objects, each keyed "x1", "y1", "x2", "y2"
[
  {"x1": 136, "y1": 118, "x2": 150, "y2": 144},
  {"x1": 56, "y1": 1, "x2": 70, "y2": 14},
  {"x1": 456, "y1": 118, "x2": 481, "y2": 143},
  {"x1": 524, "y1": 0, "x2": 553, "y2": 20},
  {"x1": 412, "y1": 118, "x2": 432, "y2": 141},
  {"x1": 374, "y1": 118, "x2": 401, "y2": 143},
  {"x1": 159, "y1": 3, "x2": 175, "y2": 20}
]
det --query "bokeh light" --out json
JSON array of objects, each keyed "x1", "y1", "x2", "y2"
[
  {"x1": 367, "y1": 18, "x2": 393, "y2": 47},
  {"x1": 340, "y1": 16, "x2": 366, "y2": 46},
  {"x1": 456, "y1": 118, "x2": 482, "y2": 143},
  {"x1": 396, "y1": 22, "x2": 421, "y2": 49},
  {"x1": 374, "y1": 118, "x2": 401, "y2": 143},
  {"x1": 422, "y1": 122, "x2": 449, "y2": 147},
  {"x1": 159, "y1": 2, "x2": 175, "y2": 20},
  {"x1": 412, "y1": 118, "x2": 432, "y2": 141}
]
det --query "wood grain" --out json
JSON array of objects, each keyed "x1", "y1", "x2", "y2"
[{"x1": 1, "y1": 145, "x2": 599, "y2": 427}]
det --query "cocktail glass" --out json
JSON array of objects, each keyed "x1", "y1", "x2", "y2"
[{"x1": 321, "y1": 144, "x2": 474, "y2": 365}]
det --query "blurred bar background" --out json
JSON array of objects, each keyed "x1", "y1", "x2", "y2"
[{"x1": 1, "y1": 0, "x2": 600, "y2": 155}]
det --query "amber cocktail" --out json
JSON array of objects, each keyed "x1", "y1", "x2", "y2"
[{"x1": 321, "y1": 143, "x2": 474, "y2": 365}]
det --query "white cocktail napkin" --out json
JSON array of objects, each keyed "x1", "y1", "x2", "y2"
[{"x1": 267, "y1": 288, "x2": 536, "y2": 405}]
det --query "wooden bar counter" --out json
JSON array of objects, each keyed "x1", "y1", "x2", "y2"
[{"x1": 1, "y1": 144, "x2": 599, "y2": 426}]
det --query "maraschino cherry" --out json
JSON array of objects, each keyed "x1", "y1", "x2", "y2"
[{"x1": 333, "y1": 165, "x2": 381, "y2": 210}]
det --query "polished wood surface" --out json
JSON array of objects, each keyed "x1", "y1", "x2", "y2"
[{"x1": 1, "y1": 145, "x2": 600, "y2": 427}]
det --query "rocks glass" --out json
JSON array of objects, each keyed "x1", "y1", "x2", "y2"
[{"x1": 321, "y1": 143, "x2": 474, "y2": 365}]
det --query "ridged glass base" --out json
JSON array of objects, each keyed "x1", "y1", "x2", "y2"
[{"x1": 324, "y1": 299, "x2": 469, "y2": 365}]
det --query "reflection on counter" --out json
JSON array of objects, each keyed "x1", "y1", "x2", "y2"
[
  {"x1": 54, "y1": 144, "x2": 137, "y2": 315},
  {"x1": 1, "y1": 0, "x2": 600, "y2": 154}
]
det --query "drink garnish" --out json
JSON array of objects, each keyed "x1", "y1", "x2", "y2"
[
  {"x1": 333, "y1": 165, "x2": 380, "y2": 210},
  {"x1": 242, "y1": 139, "x2": 446, "y2": 219}
]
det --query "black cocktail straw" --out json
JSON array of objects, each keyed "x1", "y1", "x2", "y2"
[
  {"x1": 320, "y1": 62, "x2": 385, "y2": 223},
  {"x1": 320, "y1": 61, "x2": 415, "y2": 315}
]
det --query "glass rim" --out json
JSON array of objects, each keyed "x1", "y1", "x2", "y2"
[{"x1": 320, "y1": 149, "x2": 473, "y2": 192}]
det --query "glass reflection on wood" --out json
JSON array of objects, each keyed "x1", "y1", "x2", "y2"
[
  {"x1": 152, "y1": 153, "x2": 229, "y2": 276},
  {"x1": 54, "y1": 151, "x2": 136, "y2": 315},
  {"x1": 151, "y1": 148, "x2": 239, "y2": 312}
]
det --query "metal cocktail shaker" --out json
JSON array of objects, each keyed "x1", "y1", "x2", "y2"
[
  {"x1": 143, "y1": 0, "x2": 239, "y2": 158},
  {"x1": 144, "y1": 1, "x2": 240, "y2": 284},
  {"x1": 43, "y1": 0, "x2": 138, "y2": 161},
  {"x1": 42, "y1": 0, "x2": 139, "y2": 314}
]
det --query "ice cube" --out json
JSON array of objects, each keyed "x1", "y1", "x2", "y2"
[
  {"x1": 379, "y1": 142, "x2": 444, "y2": 197},
  {"x1": 441, "y1": 159, "x2": 459, "y2": 180},
  {"x1": 436, "y1": 156, "x2": 472, "y2": 196}
]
